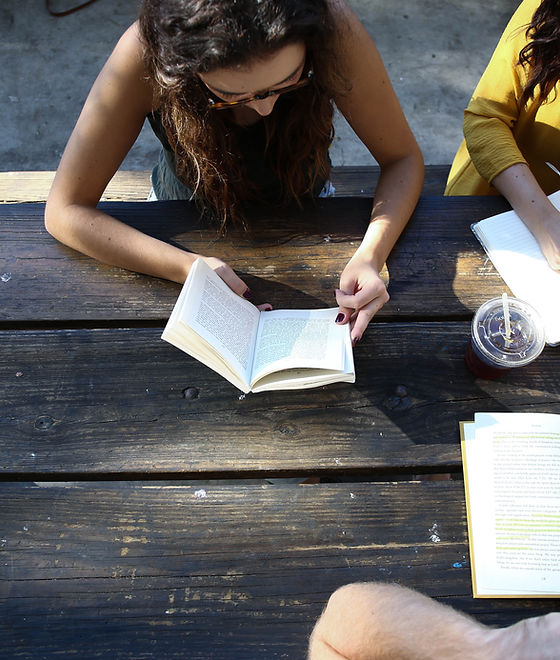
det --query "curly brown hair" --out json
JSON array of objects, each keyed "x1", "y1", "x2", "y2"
[
  {"x1": 139, "y1": 0, "x2": 348, "y2": 229},
  {"x1": 519, "y1": 0, "x2": 560, "y2": 108}
]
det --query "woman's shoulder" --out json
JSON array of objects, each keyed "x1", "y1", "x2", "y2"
[
  {"x1": 326, "y1": 0, "x2": 351, "y2": 19},
  {"x1": 325, "y1": 0, "x2": 376, "y2": 60},
  {"x1": 504, "y1": 0, "x2": 541, "y2": 41},
  {"x1": 109, "y1": 21, "x2": 147, "y2": 72},
  {"x1": 97, "y1": 21, "x2": 156, "y2": 112},
  {"x1": 486, "y1": 0, "x2": 540, "y2": 74},
  {"x1": 515, "y1": 0, "x2": 542, "y2": 24},
  {"x1": 326, "y1": 0, "x2": 362, "y2": 35}
]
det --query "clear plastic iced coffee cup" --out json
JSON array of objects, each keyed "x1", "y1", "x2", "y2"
[{"x1": 465, "y1": 296, "x2": 546, "y2": 379}]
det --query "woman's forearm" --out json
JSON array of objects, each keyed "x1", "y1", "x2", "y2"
[
  {"x1": 45, "y1": 202, "x2": 196, "y2": 283},
  {"x1": 492, "y1": 163, "x2": 560, "y2": 270},
  {"x1": 356, "y1": 152, "x2": 424, "y2": 270},
  {"x1": 334, "y1": 151, "x2": 423, "y2": 341},
  {"x1": 492, "y1": 163, "x2": 555, "y2": 231}
]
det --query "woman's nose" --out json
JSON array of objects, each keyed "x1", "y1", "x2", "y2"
[{"x1": 248, "y1": 94, "x2": 279, "y2": 116}]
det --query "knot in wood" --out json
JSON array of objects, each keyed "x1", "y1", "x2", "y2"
[
  {"x1": 383, "y1": 389, "x2": 413, "y2": 413},
  {"x1": 182, "y1": 387, "x2": 199, "y2": 400},
  {"x1": 383, "y1": 395, "x2": 401, "y2": 411},
  {"x1": 34, "y1": 415, "x2": 54, "y2": 431},
  {"x1": 397, "y1": 396, "x2": 413, "y2": 411},
  {"x1": 277, "y1": 423, "x2": 298, "y2": 436},
  {"x1": 395, "y1": 385, "x2": 408, "y2": 397}
]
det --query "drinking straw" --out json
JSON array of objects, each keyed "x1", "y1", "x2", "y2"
[
  {"x1": 546, "y1": 161, "x2": 560, "y2": 177},
  {"x1": 502, "y1": 292, "x2": 512, "y2": 339}
]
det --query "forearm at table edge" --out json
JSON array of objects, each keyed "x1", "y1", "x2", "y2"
[{"x1": 44, "y1": 200, "x2": 197, "y2": 284}]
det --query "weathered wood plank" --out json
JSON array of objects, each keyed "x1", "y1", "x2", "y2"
[
  {"x1": 1, "y1": 325, "x2": 558, "y2": 477},
  {"x1": 331, "y1": 164, "x2": 452, "y2": 196},
  {"x1": 0, "y1": 196, "x2": 510, "y2": 322},
  {"x1": 1, "y1": 481, "x2": 557, "y2": 659},
  {"x1": 0, "y1": 170, "x2": 152, "y2": 203},
  {"x1": 0, "y1": 166, "x2": 451, "y2": 203}
]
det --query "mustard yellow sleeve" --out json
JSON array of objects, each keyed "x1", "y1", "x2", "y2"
[{"x1": 462, "y1": 0, "x2": 538, "y2": 184}]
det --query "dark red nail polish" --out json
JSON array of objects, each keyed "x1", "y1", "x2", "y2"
[
  {"x1": 336, "y1": 313, "x2": 344, "y2": 323},
  {"x1": 243, "y1": 288, "x2": 253, "y2": 300}
]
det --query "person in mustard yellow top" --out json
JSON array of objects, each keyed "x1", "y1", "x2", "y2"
[{"x1": 445, "y1": 0, "x2": 560, "y2": 271}]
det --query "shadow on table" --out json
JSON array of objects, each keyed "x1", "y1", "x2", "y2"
[{"x1": 105, "y1": 196, "x2": 558, "y2": 479}]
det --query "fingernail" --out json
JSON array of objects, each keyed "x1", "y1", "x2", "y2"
[
  {"x1": 243, "y1": 288, "x2": 253, "y2": 300},
  {"x1": 352, "y1": 335, "x2": 361, "y2": 346},
  {"x1": 335, "y1": 313, "x2": 344, "y2": 323}
]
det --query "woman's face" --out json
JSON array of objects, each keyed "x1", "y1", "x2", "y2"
[{"x1": 199, "y1": 42, "x2": 306, "y2": 117}]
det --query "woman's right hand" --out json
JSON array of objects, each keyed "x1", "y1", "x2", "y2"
[
  {"x1": 199, "y1": 256, "x2": 252, "y2": 299},
  {"x1": 198, "y1": 256, "x2": 272, "y2": 310},
  {"x1": 534, "y1": 212, "x2": 560, "y2": 271}
]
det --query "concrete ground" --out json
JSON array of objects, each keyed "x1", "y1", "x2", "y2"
[{"x1": 2, "y1": 0, "x2": 518, "y2": 172}]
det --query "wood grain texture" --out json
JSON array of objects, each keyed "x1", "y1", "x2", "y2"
[
  {"x1": 0, "y1": 196, "x2": 510, "y2": 322},
  {"x1": 0, "y1": 170, "x2": 152, "y2": 203},
  {"x1": 331, "y1": 164, "x2": 452, "y2": 196},
  {"x1": 2, "y1": 481, "x2": 557, "y2": 659},
  {"x1": 2, "y1": 188, "x2": 558, "y2": 644},
  {"x1": 1, "y1": 325, "x2": 558, "y2": 478}
]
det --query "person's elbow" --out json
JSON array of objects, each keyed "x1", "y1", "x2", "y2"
[
  {"x1": 383, "y1": 138, "x2": 424, "y2": 174},
  {"x1": 389, "y1": 141, "x2": 425, "y2": 189},
  {"x1": 408, "y1": 138, "x2": 425, "y2": 172},
  {"x1": 44, "y1": 192, "x2": 74, "y2": 245},
  {"x1": 44, "y1": 196, "x2": 61, "y2": 240}
]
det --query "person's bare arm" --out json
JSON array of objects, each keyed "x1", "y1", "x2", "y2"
[
  {"x1": 45, "y1": 23, "x2": 249, "y2": 294},
  {"x1": 492, "y1": 163, "x2": 560, "y2": 270},
  {"x1": 308, "y1": 582, "x2": 560, "y2": 660},
  {"x1": 329, "y1": 0, "x2": 424, "y2": 342}
]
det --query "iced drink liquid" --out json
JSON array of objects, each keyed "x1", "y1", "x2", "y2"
[{"x1": 465, "y1": 337, "x2": 509, "y2": 379}]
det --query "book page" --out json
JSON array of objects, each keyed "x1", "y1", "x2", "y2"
[
  {"x1": 463, "y1": 412, "x2": 560, "y2": 596},
  {"x1": 472, "y1": 190, "x2": 560, "y2": 345},
  {"x1": 179, "y1": 259, "x2": 260, "y2": 385},
  {"x1": 250, "y1": 308, "x2": 346, "y2": 384},
  {"x1": 252, "y1": 337, "x2": 355, "y2": 393}
]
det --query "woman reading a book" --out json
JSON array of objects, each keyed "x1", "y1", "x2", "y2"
[
  {"x1": 445, "y1": 0, "x2": 560, "y2": 272},
  {"x1": 44, "y1": 0, "x2": 423, "y2": 344}
]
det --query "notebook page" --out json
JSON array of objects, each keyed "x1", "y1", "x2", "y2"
[{"x1": 472, "y1": 190, "x2": 560, "y2": 345}]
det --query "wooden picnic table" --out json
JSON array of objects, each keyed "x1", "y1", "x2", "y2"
[{"x1": 1, "y1": 170, "x2": 559, "y2": 658}]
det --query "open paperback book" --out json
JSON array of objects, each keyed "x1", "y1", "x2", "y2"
[
  {"x1": 471, "y1": 189, "x2": 560, "y2": 345},
  {"x1": 460, "y1": 412, "x2": 560, "y2": 598},
  {"x1": 162, "y1": 258, "x2": 355, "y2": 393}
]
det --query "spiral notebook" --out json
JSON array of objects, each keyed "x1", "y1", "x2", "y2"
[{"x1": 471, "y1": 190, "x2": 560, "y2": 345}]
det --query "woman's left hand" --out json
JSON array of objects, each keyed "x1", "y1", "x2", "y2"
[{"x1": 334, "y1": 253, "x2": 389, "y2": 344}]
